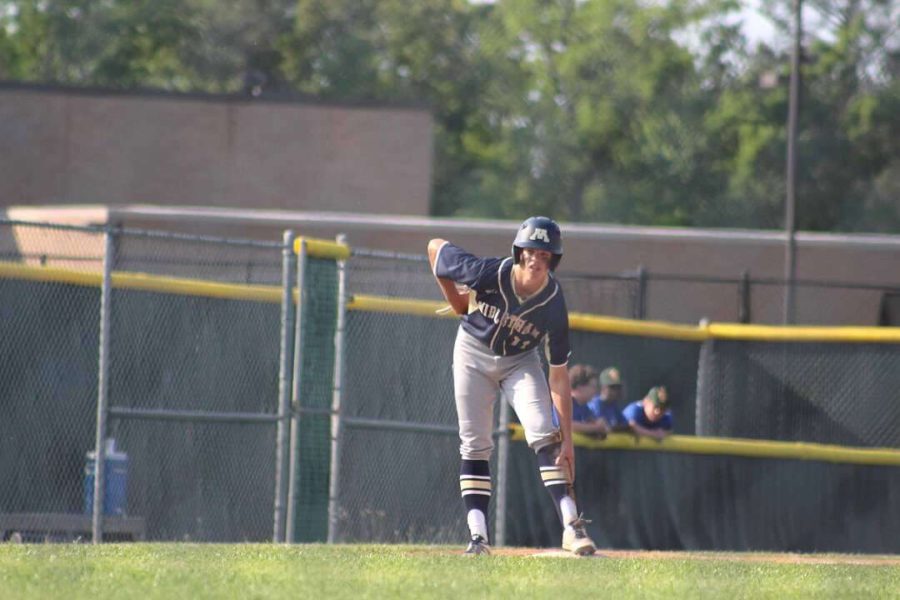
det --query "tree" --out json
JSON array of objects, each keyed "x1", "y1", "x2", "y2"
[
  {"x1": 0, "y1": 0, "x2": 896, "y2": 231},
  {"x1": 716, "y1": 0, "x2": 900, "y2": 231},
  {"x1": 0, "y1": 0, "x2": 296, "y2": 92},
  {"x1": 0, "y1": 1, "x2": 194, "y2": 88},
  {"x1": 468, "y1": 0, "x2": 740, "y2": 224}
]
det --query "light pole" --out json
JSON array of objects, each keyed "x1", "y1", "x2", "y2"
[{"x1": 784, "y1": 0, "x2": 802, "y2": 325}]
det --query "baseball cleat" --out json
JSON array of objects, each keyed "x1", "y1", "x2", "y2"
[
  {"x1": 464, "y1": 534, "x2": 491, "y2": 556},
  {"x1": 562, "y1": 516, "x2": 596, "y2": 556}
]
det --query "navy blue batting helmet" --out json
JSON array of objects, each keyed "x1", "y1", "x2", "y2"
[{"x1": 512, "y1": 216, "x2": 563, "y2": 270}]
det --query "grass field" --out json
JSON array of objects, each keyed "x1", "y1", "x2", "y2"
[{"x1": 1, "y1": 544, "x2": 898, "y2": 599}]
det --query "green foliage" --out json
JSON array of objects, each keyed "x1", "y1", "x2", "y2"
[
  {"x1": 1, "y1": 1, "x2": 189, "y2": 87},
  {"x1": 0, "y1": 0, "x2": 897, "y2": 232},
  {"x1": 0, "y1": 0, "x2": 295, "y2": 91}
]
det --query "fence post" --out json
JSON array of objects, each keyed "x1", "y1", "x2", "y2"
[
  {"x1": 494, "y1": 400, "x2": 511, "y2": 547},
  {"x1": 738, "y1": 269, "x2": 751, "y2": 324},
  {"x1": 285, "y1": 238, "x2": 308, "y2": 543},
  {"x1": 634, "y1": 265, "x2": 647, "y2": 320},
  {"x1": 273, "y1": 230, "x2": 296, "y2": 543},
  {"x1": 91, "y1": 227, "x2": 114, "y2": 544},
  {"x1": 694, "y1": 333, "x2": 711, "y2": 436},
  {"x1": 327, "y1": 234, "x2": 349, "y2": 544}
]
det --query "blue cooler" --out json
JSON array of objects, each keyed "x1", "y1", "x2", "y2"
[{"x1": 83, "y1": 438, "x2": 129, "y2": 516}]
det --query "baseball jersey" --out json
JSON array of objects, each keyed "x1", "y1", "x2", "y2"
[
  {"x1": 586, "y1": 395, "x2": 627, "y2": 429},
  {"x1": 622, "y1": 400, "x2": 674, "y2": 431},
  {"x1": 434, "y1": 242, "x2": 570, "y2": 366}
]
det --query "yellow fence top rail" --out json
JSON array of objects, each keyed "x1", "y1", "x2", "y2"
[
  {"x1": 0, "y1": 261, "x2": 284, "y2": 304},
  {"x1": 707, "y1": 322, "x2": 900, "y2": 343},
  {"x1": 293, "y1": 236, "x2": 351, "y2": 260},
  {"x1": 349, "y1": 294, "x2": 900, "y2": 343},
  {"x1": 3, "y1": 261, "x2": 900, "y2": 343},
  {"x1": 510, "y1": 425, "x2": 900, "y2": 467},
  {"x1": 569, "y1": 312, "x2": 708, "y2": 341}
]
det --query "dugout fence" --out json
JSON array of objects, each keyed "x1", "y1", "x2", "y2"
[{"x1": 2, "y1": 219, "x2": 899, "y2": 552}]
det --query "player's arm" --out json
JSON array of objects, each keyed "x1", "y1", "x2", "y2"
[
  {"x1": 596, "y1": 418, "x2": 612, "y2": 435},
  {"x1": 548, "y1": 364, "x2": 576, "y2": 481},
  {"x1": 582, "y1": 401, "x2": 611, "y2": 436},
  {"x1": 628, "y1": 420, "x2": 669, "y2": 441},
  {"x1": 427, "y1": 238, "x2": 470, "y2": 316},
  {"x1": 572, "y1": 419, "x2": 608, "y2": 437}
]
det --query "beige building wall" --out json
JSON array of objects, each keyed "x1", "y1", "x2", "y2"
[{"x1": 0, "y1": 84, "x2": 432, "y2": 214}]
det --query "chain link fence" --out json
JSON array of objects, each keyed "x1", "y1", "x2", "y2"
[
  {"x1": 335, "y1": 309, "x2": 477, "y2": 543},
  {"x1": 696, "y1": 339, "x2": 900, "y2": 447},
  {"x1": 106, "y1": 230, "x2": 286, "y2": 542},
  {"x1": 333, "y1": 249, "x2": 473, "y2": 543},
  {"x1": 0, "y1": 220, "x2": 290, "y2": 542},
  {"x1": 328, "y1": 250, "x2": 704, "y2": 545},
  {"x1": 328, "y1": 250, "x2": 900, "y2": 547},
  {"x1": 0, "y1": 222, "x2": 105, "y2": 541},
  {"x1": 2, "y1": 219, "x2": 899, "y2": 548},
  {"x1": 560, "y1": 269, "x2": 900, "y2": 326}
]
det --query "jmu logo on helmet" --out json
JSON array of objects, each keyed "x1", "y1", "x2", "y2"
[{"x1": 529, "y1": 228, "x2": 550, "y2": 243}]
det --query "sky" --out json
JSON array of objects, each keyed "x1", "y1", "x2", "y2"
[
  {"x1": 465, "y1": 0, "x2": 785, "y2": 48},
  {"x1": 741, "y1": 1, "x2": 779, "y2": 46}
]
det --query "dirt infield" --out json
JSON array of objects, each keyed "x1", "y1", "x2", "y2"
[
  {"x1": 411, "y1": 546, "x2": 900, "y2": 565},
  {"x1": 512, "y1": 548, "x2": 900, "y2": 565}
]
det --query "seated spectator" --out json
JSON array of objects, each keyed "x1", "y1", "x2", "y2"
[
  {"x1": 586, "y1": 367, "x2": 628, "y2": 433},
  {"x1": 552, "y1": 364, "x2": 609, "y2": 437},
  {"x1": 622, "y1": 386, "x2": 674, "y2": 440}
]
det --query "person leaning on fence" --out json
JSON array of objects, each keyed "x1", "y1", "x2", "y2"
[
  {"x1": 585, "y1": 367, "x2": 628, "y2": 434},
  {"x1": 622, "y1": 386, "x2": 674, "y2": 441},
  {"x1": 427, "y1": 216, "x2": 597, "y2": 557},
  {"x1": 552, "y1": 364, "x2": 610, "y2": 438}
]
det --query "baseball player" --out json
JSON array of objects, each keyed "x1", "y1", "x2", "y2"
[{"x1": 427, "y1": 216, "x2": 597, "y2": 556}]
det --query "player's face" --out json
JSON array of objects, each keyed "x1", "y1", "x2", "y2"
[
  {"x1": 519, "y1": 248, "x2": 552, "y2": 276},
  {"x1": 602, "y1": 385, "x2": 622, "y2": 402},
  {"x1": 643, "y1": 398, "x2": 664, "y2": 422},
  {"x1": 572, "y1": 379, "x2": 599, "y2": 404}
]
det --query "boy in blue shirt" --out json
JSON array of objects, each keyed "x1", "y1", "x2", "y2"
[
  {"x1": 622, "y1": 386, "x2": 674, "y2": 440},
  {"x1": 586, "y1": 367, "x2": 628, "y2": 434},
  {"x1": 561, "y1": 364, "x2": 609, "y2": 437}
]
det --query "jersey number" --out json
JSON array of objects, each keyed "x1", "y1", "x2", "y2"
[{"x1": 509, "y1": 335, "x2": 530, "y2": 349}]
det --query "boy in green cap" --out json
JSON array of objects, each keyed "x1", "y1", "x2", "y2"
[{"x1": 621, "y1": 386, "x2": 673, "y2": 440}]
